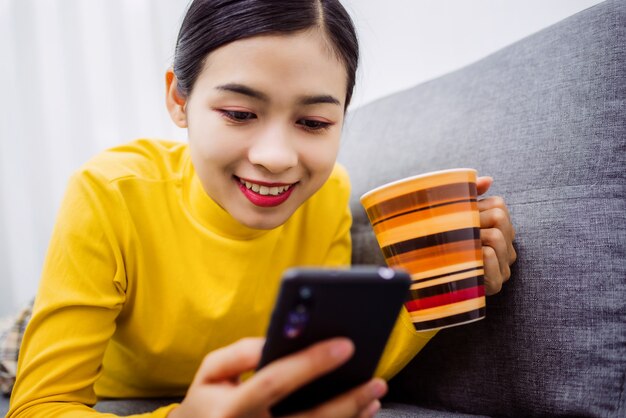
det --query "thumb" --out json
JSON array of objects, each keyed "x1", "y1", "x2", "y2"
[
  {"x1": 476, "y1": 176, "x2": 493, "y2": 196},
  {"x1": 195, "y1": 338, "x2": 265, "y2": 384}
]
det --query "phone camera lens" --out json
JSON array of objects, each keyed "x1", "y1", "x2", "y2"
[
  {"x1": 299, "y1": 286, "x2": 312, "y2": 300},
  {"x1": 284, "y1": 305, "x2": 309, "y2": 339}
]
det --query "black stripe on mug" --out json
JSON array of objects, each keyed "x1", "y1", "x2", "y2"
[
  {"x1": 382, "y1": 227, "x2": 480, "y2": 258},
  {"x1": 410, "y1": 275, "x2": 485, "y2": 300}
]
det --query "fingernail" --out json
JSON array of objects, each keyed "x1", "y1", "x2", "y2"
[
  {"x1": 365, "y1": 399, "x2": 381, "y2": 417},
  {"x1": 370, "y1": 379, "x2": 387, "y2": 398},
  {"x1": 330, "y1": 339, "x2": 353, "y2": 360}
]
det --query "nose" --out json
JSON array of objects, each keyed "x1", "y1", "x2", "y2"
[{"x1": 248, "y1": 123, "x2": 298, "y2": 174}]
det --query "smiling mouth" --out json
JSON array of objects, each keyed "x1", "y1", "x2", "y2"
[
  {"x1": 235, "y1": 176, "x2": 297, "y2": 208},
  {"x1": 238, "y1": 178, "x2": 293, "y2": 196}
]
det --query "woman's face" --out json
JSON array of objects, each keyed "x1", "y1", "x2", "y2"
[{"x1": 168, "y1": 30, "x2": 348, "y2": 230}]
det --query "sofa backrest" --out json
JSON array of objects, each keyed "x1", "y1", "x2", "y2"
[{"x1": 338, "y1": 1, "x2": 625, "y2": 416}]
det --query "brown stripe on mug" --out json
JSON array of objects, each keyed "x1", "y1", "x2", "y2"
[
  {"x1": 382, "y1": 227, "x2": 480, "y2": 258},
  {"x1": 373, "y1": 199, "x2": 479, "y2": 231},
  {"x1": 366, "y1": 182, "x2": 478, "y2": 226},
  {"x1": 387, "y1": 239, "x2": 481, "y2": 271},
  {"x1": 360, "y1": 168, "x2": 485, "y2": 331},
  {"x1": 412, "y1": 265, "x2": 484, "y2": 284},
  {"x1": 409, "y1": 275, "x2": 485, "y2": 300},
  {"x1": 387, "y1": 246, "x2": 482, "y2": 277}
]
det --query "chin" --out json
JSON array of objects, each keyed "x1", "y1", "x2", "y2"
[
  {"x1": 236, "y1": 209, "x2": 293, "y2": 231},
  {"x1": 240, "y1": 217, "x2": 288, "y2": 230}
]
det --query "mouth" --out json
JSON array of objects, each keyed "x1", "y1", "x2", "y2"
[{"x1": 234, "y1": 176, "x2": 297, "y2": 207}]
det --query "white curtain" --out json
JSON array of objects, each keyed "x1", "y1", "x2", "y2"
[{"x1": 0, "y1": 0, "x2": 189, "y2": 316}]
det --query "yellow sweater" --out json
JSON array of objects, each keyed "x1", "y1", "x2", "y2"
[{"x1": 8, "y1": 139, "x2": 436, "y2": 417}]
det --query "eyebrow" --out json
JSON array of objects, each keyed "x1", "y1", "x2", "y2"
[{"x1": 215, "y1": 83, "x2": 341, "y2": 107}]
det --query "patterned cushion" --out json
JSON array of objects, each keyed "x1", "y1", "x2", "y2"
[{"x1": 0, "y1": 302, "x2": 32, "y2": 396}]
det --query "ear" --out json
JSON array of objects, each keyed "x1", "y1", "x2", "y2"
[{"x1": 165, "y1": 69, "x2": 188, "y2": 128}]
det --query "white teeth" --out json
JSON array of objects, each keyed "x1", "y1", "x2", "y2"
[{"x1": 238, "y1": 177, "x2": 294, "y2": 195}]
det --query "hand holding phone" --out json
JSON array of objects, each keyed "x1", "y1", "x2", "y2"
[
  {"x1": 258, "y1": 266, "x2": 410, "y2": 416},
  {"x1": 169, "y1": 337, "x2": 387, "y2": 418}
]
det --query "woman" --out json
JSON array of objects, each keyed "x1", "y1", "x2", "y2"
[{"x1": 8, "y1": 1, "x2": 516, "y2": 417}]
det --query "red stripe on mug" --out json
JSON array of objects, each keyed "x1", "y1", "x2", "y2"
[{"x1": 405, "y1": 286, "x2": 485, "y2": 312}]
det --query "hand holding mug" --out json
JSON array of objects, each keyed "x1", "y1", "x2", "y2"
[
  {"x1": 361, "y1": 169, "x2": 516, "y2": 331},
  {"x1": 476, "y1": 176, "x2": 517, "y2": 296}
]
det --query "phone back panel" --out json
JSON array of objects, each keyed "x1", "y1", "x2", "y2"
[{"x1": 258, "y1": 267, "x2": 410, "y2": 416}]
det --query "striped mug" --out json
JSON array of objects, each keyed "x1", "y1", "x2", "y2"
[{"x1": 360, "y1": 168, "x2": 485, "y2": 331}]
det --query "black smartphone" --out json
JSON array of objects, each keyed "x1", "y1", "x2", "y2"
[{"x1": 257, "y1": 266, "x2": 410, "y2": 416}]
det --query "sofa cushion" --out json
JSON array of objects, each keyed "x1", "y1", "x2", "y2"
[
  {"x1": 338, "y1": 0, "x2": 625, "y2": 417},
  {"x1": 0, "y1": 396, "x2": 8, "y2": 417},
  {"x1": 378, "y1": 402, "x2": 489, "y2": 418}
]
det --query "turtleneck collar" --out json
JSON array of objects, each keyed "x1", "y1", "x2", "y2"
[{"x1": 181, "y1": 153, "x2": 272, "y2": 240}]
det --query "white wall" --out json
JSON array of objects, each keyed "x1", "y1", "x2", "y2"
[
  {"x1": 343, "y1": 0, "x2": 604, "y2": 109},
  {"x1": 0, "y1": 0, "x2": 604, "y2": 316}
]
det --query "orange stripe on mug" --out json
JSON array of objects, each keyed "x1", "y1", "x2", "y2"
[
  {"x1": 410, "y1": 268, "x2": 486, "y2": 290},
  {"x1": 374, "y1": 211, "x2": 480, "y2": 247},
  {"x1": 361, "y1": 168, "x2": 485, "y2": 331},
  {"x1": 408, "y1": 297, "x2": 486, "y2": 323},
  {"x1": 361, "y1": 169, "x2": 478, "y2": 209}
]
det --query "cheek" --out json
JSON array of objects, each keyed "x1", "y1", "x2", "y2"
[
  {"x1": 187, "y1": 122, "x2": 244, "y2": 166},
  {"x1": 186, "y1": 102, "x2": 231, "y2": 158},
  {"x1": 299, "y1": 135, "x2": 341, "y2": 177}
]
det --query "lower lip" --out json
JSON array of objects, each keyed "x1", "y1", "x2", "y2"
[{"x1": 236, "y1": 180, "x2": 296, "y2": 207}]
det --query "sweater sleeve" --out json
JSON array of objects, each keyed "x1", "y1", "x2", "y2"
[
  {"x1": 7, "y1": 171, "x2": 175, "y2": 418},
  {"x1": 324, "y1": 165, "x2": 438, "y2": 381},
  {"x1": 374, "y1": 310, "x2": 438, "y2": 381}
]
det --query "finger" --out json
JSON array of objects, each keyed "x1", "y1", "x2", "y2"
[
  {"x1": 476, "y1": 176, "x2": 493, "y2": 196},
  {"x1": 237, "y1": 338, "x2": 355, "y2": 410},
  {"x1": 357, "y1": 400, "x2": 382, "y2": 418},
  {"x1": 482, "y1": 245, "x2": 503, "y2": 296},
  {"x1": 478, "y1": 196, "x2": 516, "y2": 255},
  {"x1": 481, "y1": 228, "x2": 511, "y2": 282},
  {"x1": 292, "y1": 378, "x2": 387, "y2": 418},
  {"x1": 195, "y1": 337, "x2": 265, "y2": 385},
  {"x1": 477, "y1": 196, "x2": 511, "y2": 219},
  {"x1": 479, "y1": 207, "x2": 516, "y2": 259}
]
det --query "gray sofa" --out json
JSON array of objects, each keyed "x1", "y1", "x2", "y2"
[
  {"x1": 2, "y1": 0, "x2": 623, "y2": 416},
  {"x1": 341, "y1": 0, "x2": 625, "y2": 416}
]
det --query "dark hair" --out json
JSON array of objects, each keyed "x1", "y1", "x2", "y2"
[{"x1": 173, "y1": 0, "x2": 359, "y2": 109}]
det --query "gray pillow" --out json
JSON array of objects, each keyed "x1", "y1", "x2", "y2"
[{"x1": 338, "y1": 0, "x2": 625, "y2": 416}]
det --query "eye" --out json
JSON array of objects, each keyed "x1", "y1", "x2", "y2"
[
  {"x1": 297, "y1": 119, "x2": 332, "y2": 132},
  {"x1": 220, "y1": 110, "x2": 257, "y2": 122}
]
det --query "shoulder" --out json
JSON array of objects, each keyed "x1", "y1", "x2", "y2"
[
  {"x1": 78, "y1": 139, "x2": 188, "y2": 185},
  {"x1": 328, "y1": 163, "x2": 350, "y2": 189},
  {"x1": 316, "y1": 163, "x2": 351, "y2": 199},
  {"x1": 297, "y1": 163, "x2": 351, "y2": 217}
]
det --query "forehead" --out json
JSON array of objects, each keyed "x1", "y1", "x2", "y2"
[{"x1": 193, "y1": 30, "x2": 348, "y2": 105}]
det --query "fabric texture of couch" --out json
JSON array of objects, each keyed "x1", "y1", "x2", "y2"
[
  {"x1": 1, "y1": 0, "x2": 623, "y2": 417},
  {"x1": 339, "y1": 0, "x2": 625, "y2": 416}
]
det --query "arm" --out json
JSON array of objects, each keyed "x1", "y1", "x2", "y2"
[{"x1": 8, "y1": 172, "x2": 173, "y2": 418}]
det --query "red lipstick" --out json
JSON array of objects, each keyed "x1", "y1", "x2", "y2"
[{"x1": 236, "y1": 177, "x2": 296, "y2": 207}]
